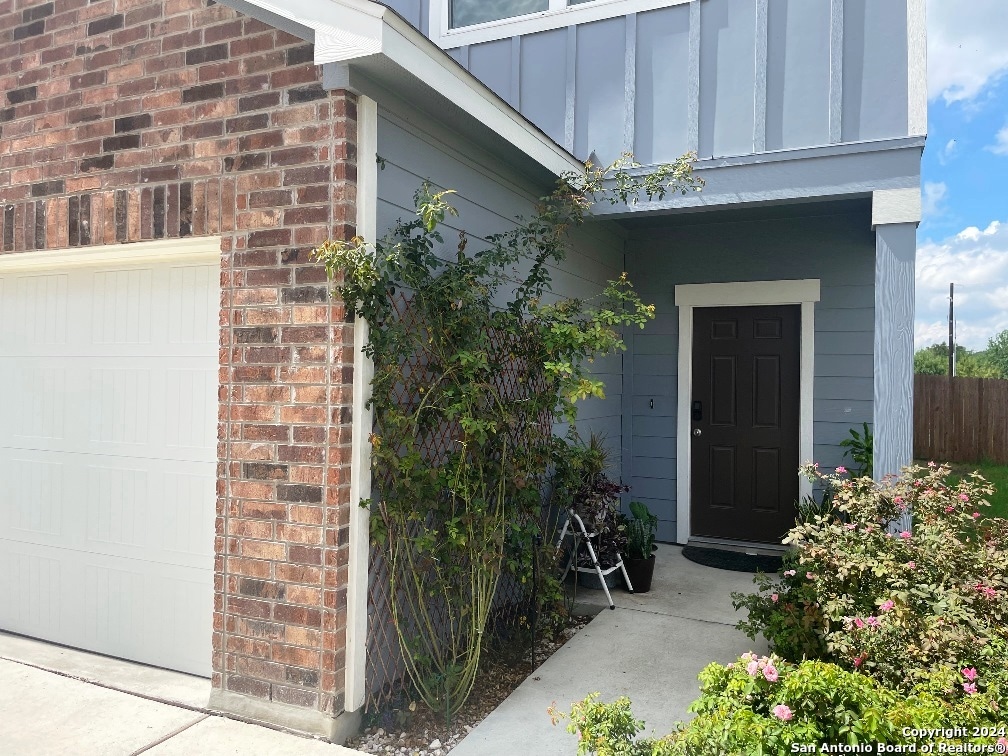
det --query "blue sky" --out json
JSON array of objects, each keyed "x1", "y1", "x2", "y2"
[{"x1": 916, "y1": 0, "x2": 1008, "y2": 350}]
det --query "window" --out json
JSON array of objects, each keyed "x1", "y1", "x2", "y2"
[
  {"x1": 433, "y1": 0, "x2": 690, "y2": 49},
  {"x1": 450, "y1": 0, "x2": 549, "y2": 29}
]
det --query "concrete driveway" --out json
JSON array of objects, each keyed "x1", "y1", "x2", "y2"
[
  {"x1": 0, "y1": 632, "x2": 362, "y2": 756},
  {"x1": 450, "y1": 544, "x2": 769, "y2": 755}
]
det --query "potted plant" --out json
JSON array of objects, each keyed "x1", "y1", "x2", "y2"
[
  {"x1": 624, "y1": 501, "x2": 657, "y2": 593},
  {"x1": 553, "y1": 433, "x2": 629, "y2": 591}
]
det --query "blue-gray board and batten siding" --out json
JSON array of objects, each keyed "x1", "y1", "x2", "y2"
[
  {"x1": 623, "y1": 204, "x2": 876, "y2": 543},
  {"x1": 367, "y1": 0, "x2": 917, "y2": 543},
  {"x1": 379, "y1": 0, "x2": 911, "y2": 166}
]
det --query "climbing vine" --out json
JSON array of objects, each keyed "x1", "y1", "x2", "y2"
[{"x1": 315, "y1": 153, "x2": 702, "y2": 719}]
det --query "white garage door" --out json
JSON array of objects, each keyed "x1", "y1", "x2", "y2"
[{"x1": 0, "y1": 240, "x2": 219, "y2": 677}]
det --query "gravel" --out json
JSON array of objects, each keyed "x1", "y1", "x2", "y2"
[{"x1": 349, "y1": 616, "x2": 591, "y2": 755}]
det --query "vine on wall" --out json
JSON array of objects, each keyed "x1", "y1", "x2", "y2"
[{"x1": 315, "y1": 154, "x2": 702, "y2": 718}]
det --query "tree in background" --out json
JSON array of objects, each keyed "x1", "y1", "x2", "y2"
[
  {"x1": 913, "y1": 342, "x2": 1004, "y2": 378},
  {"x1": 986, "y1": 329, "x2": 1008, "y2": 378}
]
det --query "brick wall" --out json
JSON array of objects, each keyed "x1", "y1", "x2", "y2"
[{"x1": 0, "y1": 0, "x2": 358, "y2": 734}]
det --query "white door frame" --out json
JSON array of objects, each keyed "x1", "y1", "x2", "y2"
[{"x1": 674, "y1": 279, "x2": 820, "y2": 545}]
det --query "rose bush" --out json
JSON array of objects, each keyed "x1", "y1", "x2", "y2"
[
  {"x1": 554, "y1": 654, "x2": 1008, "y2": 755},
  {"x1": 734, "y1": 462, "x2": 1008, "y2": 696}
]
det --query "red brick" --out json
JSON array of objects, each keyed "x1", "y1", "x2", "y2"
[
  {"x1": 241, "y1": 539, "x2": 286, "y2": 561},
  {"x1": 2, "y1": 1, "x2": 359, "y2": 721},
  {"x1": 273, "y1": 604, "x2": 321, "y2": 628},
  {"x1": 226, "y1": 677, "x2": 270, "y2": 699}
]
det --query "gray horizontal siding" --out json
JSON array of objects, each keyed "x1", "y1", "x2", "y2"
[
  {"x1": 375, "y1": 97, "x2": 627, "y2": 473},
  {"x1": 623, "y1": 207, "x2": 875, "y2": 538},
  {"x1": 630, "y1": 435, "x2": 677, "y2": 459},
  {"x1": 385, "y1": 0, "x2": 912, "y2": 164}
]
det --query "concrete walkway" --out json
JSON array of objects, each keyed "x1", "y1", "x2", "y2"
[
  {"x1": 1, "y1": 545, "x2": 765, "y2": 755},
  {"x1": 0, "y1": 632, "x2": 362, "y2": 756},
  {"x1": 450, "y1": 544, "x2": 769, "y2": 756}
]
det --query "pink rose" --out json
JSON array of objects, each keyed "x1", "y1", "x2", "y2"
[
  {"x1": 772, "y1": 704, "x2": 793, "y2": 721},
  {"x1": 880, "y1": 600, "x2": 895, "y2": 612},
  {"x1": 972, "y1": 511, "x2": 981, "y2": 519},
  {"x1": 853, "y1": 617, "x2": 865, "y2": 629},
  {"x1": 907, "y1": 561, "x2": 916, "y2": 570},
  {"x1": 975, "y1": 584, "x2": 997, "y2": 599},
  {"x1": 771, "y1": 593, "x2": 779, "y2": 603},
  {"x1": 835, "y1": 466, "x2": 847, "y2": 474},
  {"x1": 945, "y1": 506, "x2": 955, "y2": 513},
  {"x1": 962, "y1": 667, "x2": 978, "y2": 681},
  {"x1": 899, "y1": 531, "x2": 912, "y2": 539},
  {"x1": 963, "y1": 682, "x2": 978, "y2": 695},
  {"x1": 806, "y1": 572, "x2": 816, "y2": 580},
  {"x1": 853, "y1": 655, "x2": 864, "y2": 668},
  {"x1": 865, "y1": 616, "x2": 880, "y2": 628},
  {"x1": 783, "y1": 570, "x2": 796, "y2": 577},
  {"x1": 959, "y1": 493, "x2": 970, "y2": 502},
  {"x1": 747, "y1": 660, "x2": 760, "y2": 677},
  {"x1": 894, "y1": 496, "x2": 903, "y2": 505},
  {"x1": 763, "y1": 665, "x2": 779, "y2": 682}
]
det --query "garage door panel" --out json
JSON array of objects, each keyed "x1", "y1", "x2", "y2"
[
  {"x1": 0, "y1": 251, "x2": 217, "y2": 677},
  {"x1": 90, "y1": 268, "x2": 154, "y2": 345},
  {"x1": 3, "y1": 449, "x2": 213, "y2": 567},
  {"x1": 0, "y1": 543, "x2": 212, "y2": 676},
  {"x1": 2, "y1": 359, "x2": 215, "y2": 462},
  {"x1": 85, "y1": 462, "x2": 215, "y2": 566},
  {"x1": 0, "y1": 550, "x2": 64, "y2": 639},
  {"x1": 2, "y1": 266, "x2": 217, "y2": 358},
  {"x1": 0, "y1": 273, "x2": 69, "y2": 347},
  {"x1": 2, "y1": 457, "x2": 66, "y2": 541},
  {"x1": 168, "y1": 264, "x2": 218, "y2": 345}
]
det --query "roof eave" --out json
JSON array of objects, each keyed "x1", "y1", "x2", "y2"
[{"x1": 218, "y1": 0, "x2": 582, "y2": 179}]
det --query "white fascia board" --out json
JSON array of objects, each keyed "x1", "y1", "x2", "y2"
[
  {"x1": 230, "y1": 0, "x2": 385, "y2": 60},
  {"x1": 872, "y1": 188, "x2": 921, "y2": 226},
  {"x1": 237, "y1": 0, "x2": 581, "y2": 178}
]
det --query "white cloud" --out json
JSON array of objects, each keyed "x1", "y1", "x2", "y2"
[
  {"x1": 921, "y1": 181, "x2": 947, "y2": 221},
  {"x1": 927, "y1": 0, "x2": 1008, "y2": 104},
  {"x1": 937, "y1": 138, "x2": 958, "y2": 164},
  {"x1": 955, "y1": 220, "x2": 1000, "y2": 242},
  {"x1": 986, "y1": 122, "x2": 1008, "y2": 155},
  {"x1": 916, "y1": 219, "x2": 1008, "y2": 350}
]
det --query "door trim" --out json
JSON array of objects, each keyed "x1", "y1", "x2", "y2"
[{"x1": 674, "y1": 279, "x2": 820, "y2": 545}]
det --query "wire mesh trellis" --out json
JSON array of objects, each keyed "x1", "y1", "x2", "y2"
[{"x1": 364, "y1": 291, "x2": 556, "y2": 711}]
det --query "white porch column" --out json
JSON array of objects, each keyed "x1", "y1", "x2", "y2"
[{"x1": 345, "y1": 93, "x2": 378, "y2": 713}]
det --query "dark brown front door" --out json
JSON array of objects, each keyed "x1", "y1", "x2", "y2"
[{"x1": 690, "y1": 305, "x2": 800, "y2": 544}]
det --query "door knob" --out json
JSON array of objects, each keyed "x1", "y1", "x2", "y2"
[{"x1": 693, "y1": 428, "x2": 702, "y2": 437}]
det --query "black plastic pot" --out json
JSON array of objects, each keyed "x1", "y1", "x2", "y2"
[
  {"x1": 624, "y1": 555, "x2": 656, "y2": 593},
  {"x1": 577, "y1": 568, "x2": 621, "y2": 590}
]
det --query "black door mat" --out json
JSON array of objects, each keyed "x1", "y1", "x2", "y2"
[{"x1": 682, "y1": 545, "x2": 783, "y2": 573}]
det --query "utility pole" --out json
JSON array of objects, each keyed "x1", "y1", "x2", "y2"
[{"x1": 948, "y1": 283, "x2": 955, "y2": 377}]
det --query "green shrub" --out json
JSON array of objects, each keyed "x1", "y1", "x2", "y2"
[
  {"x1": 734, "y1": 462, "x2": 1008, "y2": 696},
  {"x1": 554, "y1": 655, "x2": 1008, "y2": 756}
]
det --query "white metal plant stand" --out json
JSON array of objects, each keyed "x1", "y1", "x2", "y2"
[{"x1": 556, "y1": 510, "x2": 633, "y2": 609}]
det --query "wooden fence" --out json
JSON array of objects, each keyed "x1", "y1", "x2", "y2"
[{"x1": 914, "y1": 374, "x2": 1008, "y2": 464}]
